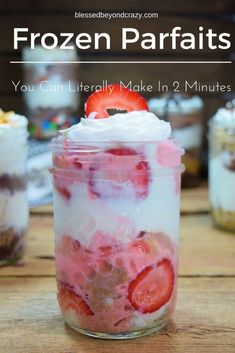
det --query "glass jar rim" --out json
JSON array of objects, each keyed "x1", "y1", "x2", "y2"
[
  {"x1": 51, "y1": 136, "x2": 185, "y2": 176},
  {"x1": 51, "y1": 135, "x2": 184, "y2": 151}
]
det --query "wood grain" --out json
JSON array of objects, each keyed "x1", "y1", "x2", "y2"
[
  {"x1": 180, "y1": 184, "x2": 210, "y2": 214},
  {"x1": 0, "y1": 277, "x2": 234, "y2": 353}
]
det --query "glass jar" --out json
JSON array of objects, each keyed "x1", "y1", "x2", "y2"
[
  {"x1": 208, "y1": 101, "x2": 235, "y2": 232},
  {"x1": 0, "y1": 111, "x2": 29, "y2": 266},
  {"x1": 51, "y1": 136, "x2": 184, "y2": 339},
  {"x1": 148, "y1": 94, "x2": 204, "y2": 187},
  {"x1": 23, "y1": 46, "x2": 79, "y2": 139}
]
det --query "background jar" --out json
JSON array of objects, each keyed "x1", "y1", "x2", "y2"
[
  {"x1": 208, "y1": 102, "x2": 235, "y2": 232},
  {"x1": 23, "y1": 46, "x2": 80, "y2": 139},
  {"x1": 148, "y1": 94, "x2": 204, "y2": 188},
  {"x1": 0, "y1": 114, "x2": 29, "y2": 266},
  {"x1": 51, "y1": 138, "x2": 184, "y2": 339}
]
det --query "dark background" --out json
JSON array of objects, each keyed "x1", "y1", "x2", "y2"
[{"x1": 0, "y1": 0, "x2": 234, "y2": 148}]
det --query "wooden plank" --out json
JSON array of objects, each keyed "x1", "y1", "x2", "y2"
[
  {"x1": 0, "y1": 215, "x2": 56, "y2": 277},
  {"x1": 0, "y1": 15, "x2": 234, "y2": 53},
  {"x1": 179, "y1": 214, "x2": 235, "y2": 276},
  {"x1": 0, "y1": 0, "x2": 234, "y2": 14},
  {"x1": 180, "y1": 184, "x2": 210, "y2": 213},
  {"x1": 0, "y1": 277, "x2": 234, "y2": 353},
  {"x1": 0, "y1": 211, "x2": 235, "y2": 277}
]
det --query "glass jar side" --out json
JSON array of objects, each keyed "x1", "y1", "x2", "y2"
[
  {"x1": 0, "y1": 132, "x2": 29, "y2": 266},
  {"x1": 208, "y1": 124, "x2": 235, "y2": 232},
  {"x1": 51, "y1": 139, "x2": 184, "y2": 338}
]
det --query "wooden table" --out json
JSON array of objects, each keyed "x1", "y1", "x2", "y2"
[{"x1": 0, "y1": 185, "x2": 235, "y2": 353}]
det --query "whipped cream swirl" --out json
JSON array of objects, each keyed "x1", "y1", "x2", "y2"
[
  {"x1": 61, "y1": 110, "x2": 171, "y2": 142},
  {"x1": 211, "y1": 107, "x2": 235, "y2": 128}
]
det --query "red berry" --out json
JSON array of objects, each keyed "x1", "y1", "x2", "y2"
[
  {"x1": 128, "y1": 258, "x2": 174, "y2": 313},
  {"x1": 58, "y1": 282, "x2": 94, "y2": 316},
  {"x1": 85, "y1": 84, "x2": 149, "y2": 118},
  {"x1": 54, "y1": 176, "x2": 71, "y2": 200},
  {"x1": 89, "y1": 147, "x2": 150, "y2": 199},
  {"x1": 73, "y1": 158, "x2": 83, "y2": 169},
  {"x1": 129, "y1": 239, "x2": 151, "y2": 255}
]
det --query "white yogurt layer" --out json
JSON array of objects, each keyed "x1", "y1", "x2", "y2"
[
  {"x1": 53, "y1": 169, "x2": 180, "y2": 247},
  {"x1": 148, "y1": 95, "x2": 203, "y2": 116},
  {"x1": 0, "y1": 111, "x2": 28, "y2": 174},
  {"x1": 61, "y1": 111, "x2": 171, "y2": 142},
  {"x1": 0, "y1": 191, "x2": 29, "y2": 231},
  {"x1": 209, "y1": 156, "x2": 235, "y2": 211}
]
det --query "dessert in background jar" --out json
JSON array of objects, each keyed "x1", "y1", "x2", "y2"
[
  {"x1": 51, "y1": 84, "x2": 184, "y2": 339},
  {"x1": 0, "y1": 110, "x2": 28, "y2": 265},
  {"x1": 148, "y1": 93, "x2": 204, "y2": 187},
  {"x1": 23, "y1": 46, "x2": 79, "y2": 139},
  {"x1": 208, "y1": 100, "x2": 235, "y2": 232}
]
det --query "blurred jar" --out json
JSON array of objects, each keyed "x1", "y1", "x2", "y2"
[
  {"x1": 208, "y1": 100, "x2": 235, "y2": 232},
  {"x1": 0, "y1": 110, "x2": 29, "y2": 266},
  {"x1": 148, "y1": 94, "x2": 204, "y2": 187},
  {"x1": 23, "y1": 46, "x2": 80, "y2": 139}
]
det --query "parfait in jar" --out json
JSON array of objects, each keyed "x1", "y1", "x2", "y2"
[{"x1": 51, "y1": 85, "x2": 184, "y2": 338}]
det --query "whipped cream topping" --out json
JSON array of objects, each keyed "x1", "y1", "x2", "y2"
[
  {"x1": 0, "y1": 109, "x2": 28, "y2": 147},
  {"x1": 60, "y1": 110, "x2": 171, "y2": 142},
  {"x1": 0, "y1": 110, "x2": 28, "y2": 136},
  {"x1": 148, "y1": 95, "x2": 203, "y2": 115},
  {"x1": 211, "y1": 103, "x2": 235, "y2": 129}
]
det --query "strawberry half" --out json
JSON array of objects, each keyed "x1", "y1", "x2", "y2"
[
  {"x1": 58, "y1": 282, "x2": 94, "y2": 316},
  {"x1": 85, "y1": 84, "x2": 149, "y2": 118},
  {"x1": 128, "y1": 259, "x2": 174, "y2": 313},
  {"x1": 89, "y1": 147, "x2": 150, "y2": 199}
]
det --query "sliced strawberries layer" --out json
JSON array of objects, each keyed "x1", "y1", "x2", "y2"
[
  {"x1": 128, "y1": 258, "x2": 174, "y2": 313},
  {"x1": 58, "y1": 282, "x2": 94, "y2": 316},
  {"x1": 85, "y1": 84, "x2": 149, "y2": 119},
  {"x1": 89, "y1": 147, "x2": 150, "y2": 199}
]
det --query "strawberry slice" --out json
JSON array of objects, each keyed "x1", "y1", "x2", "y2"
[
  {"x1": 57, "y1": 235, "x2": 81, "y2": 256},
  {"x1": 128, "y1": 259, "x2": 174, "y2": 313},
  {"x1": 54, "y1": 175, "x2": 71, "y2": 200},
  {"x1": 58, "y1": 282, "x2": 94, "y2": 316},
  {"x1": 85, "y1": 84, "x2": 149, "y2": 118},
  {"x1": 129, "y1": 238, "x2": 151, "y2": 255},
  {"x1": 89, "y1": 147, "x2": 150, "y2": 199}
]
